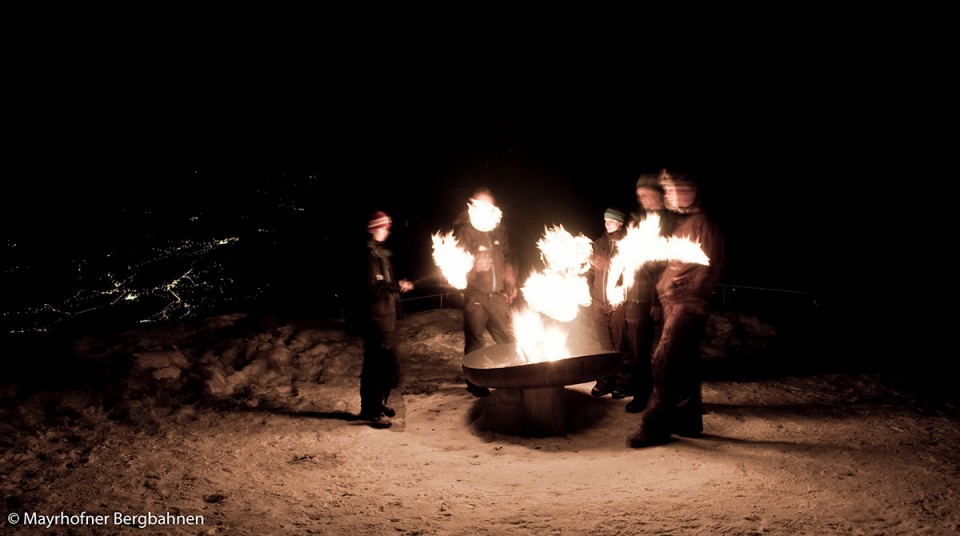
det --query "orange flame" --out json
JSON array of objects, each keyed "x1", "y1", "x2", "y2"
[
  {"x1": 605, "y1": 212, "x2": 710, "y2": 306},
  {"x1": 513, "y1": 226, "x2": 593, "y2": 362},
  {"x1": 512, "y1": 308, "x2": 570, "y2": 364},
  {"x1": 467, "y1": 198, "x2": 502, "y2": 232},
  {"x1": 521, "y1": 225, "x2": 593, "y2": 322},
  {"x1": 430, "y1": 231, "x2": 474, "y2": 290}
]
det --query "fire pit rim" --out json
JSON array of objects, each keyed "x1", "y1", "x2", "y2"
[{"x1": 461, "y1": 342, "x2": 623, "y2": 390}]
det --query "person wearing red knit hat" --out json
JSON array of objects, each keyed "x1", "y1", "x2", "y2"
[{"x1": 358, "y1": 210, "x2": 414, "y2": 425}]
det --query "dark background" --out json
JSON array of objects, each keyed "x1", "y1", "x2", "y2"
[
  {"x1": 8, "y1": 101, "x2": 831, "y2": 291},
  {"x1": 5, "y1": 27, "x2": 940, "y2": 362}
]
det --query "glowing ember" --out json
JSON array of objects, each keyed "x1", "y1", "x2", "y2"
[
  {"x1": 467, "y1": 198, "x2": 502, "y2": 232},
  {"x1": 605, "y1": 212, "x2": 711, "y2": 306},
  {"x1": 512, "y1": 308, "x2": 570, "y2": 364},
  {"x1": 431, "y1": 231, "x2": 474, "y2": 289},
  {"x1": 521, "y1": 225, "x2": 592, "y2": 322}
]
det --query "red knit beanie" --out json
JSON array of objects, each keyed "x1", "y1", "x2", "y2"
[{"x1": 367, "y1": 210, "x2": 392, "y2": 231}]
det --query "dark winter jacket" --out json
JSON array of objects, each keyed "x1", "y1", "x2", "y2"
[
  {"x1": 365, "y1": 241, "x2": 401, "y2": 321},
  {"x1": 587, "y1": 228, "x2": 625, "y2": 306},
  {"x1": 655, "y1": 210, "x2": 725, "y2": 313},
  {"x1": 453, "y1": 214, "x2": 517, "y2": 296}
]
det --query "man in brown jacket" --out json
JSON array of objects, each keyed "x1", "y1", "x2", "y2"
[{"x1": 628, "y1": 169, "x2": 725, "y2": 448}]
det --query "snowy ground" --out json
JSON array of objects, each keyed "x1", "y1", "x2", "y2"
[{"x1": 2, "y1": 307, "x2": 958, "y2": 535}]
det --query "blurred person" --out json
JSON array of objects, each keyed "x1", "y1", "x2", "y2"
[
  {"x1": 454, "y1": 187, "x2": 518, "y2": 397},
  {"x1": 358, "y1": 210, "x2": 414, "y2": 424},
  {"x1": 622, "y1": 173, "x2": 676, "y2": 412},
  {"x1": 587, "y1": 207, "x2": 630, "y2": 398},
  {"x1": 628, "y1": 169, "x2": 725, "y2": 448}
]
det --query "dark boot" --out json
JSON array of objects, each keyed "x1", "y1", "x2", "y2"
[
  {"x1": 358, "y1": 407, "x2": 386, "y2": 421},
  {"x1": 591, "y1": 376, "x2": 616, "y2": 397},
  {"x1": 626, "y1": 427, "x2": 671, "y2": 448},
  {"x1": 466, "y1": 380, "x2": 490, "y2": 397},
  {"x1": 381, "y1": 392, "x2": 396, "y2": 417},
  {"x1": 624, "y1": 396, "x2": 648, "y2": 414}
]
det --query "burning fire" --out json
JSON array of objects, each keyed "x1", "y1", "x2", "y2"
[
  {"x1": 513, "y1": 217, "x2": 710, "y2": 363},
  {"x1": 430, "y1": 231, "x2": 474, "y2": 290},
  {"x1": 437, "y1": 213, "x2": 710, "y2": 365},
  {"x1": 467, "y1": 198, "x2": 502, "y2": 232},
  {"x1": 521, "y1": 225, "x2": 593, "y2": 323},
  {"x1": 512, "y1": 308, "x2": 570, "y2": 364},
  {"x1": 512, "y1": 225, "x2": 592, "y2": 363},
  {"x1": 429, "y1": 198, "x2": 502, "y2": 289},
  {"x1": 604, "y1": 212, "x2": 710, "y2": 306}
]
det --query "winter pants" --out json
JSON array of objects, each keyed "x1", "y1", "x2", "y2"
[
  {"x1": 360, "y1": 313, "x2": 401, "y2": 415},
  {"x1": 622, "y1": 300, "x2": 657, "y2": 401},
  {"x1": 639, "y1": 301, "x2": 707, "y2": 436},
  {"x1": 462, "y1": 291, "x2": 514, "y2": 355}
]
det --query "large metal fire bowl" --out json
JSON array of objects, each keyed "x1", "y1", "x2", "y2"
[
  {"x1": 462, "y1": 343, "x2": 622, "y2": 389},
  {"x1": 462, "y1": 343, "x2": 623, "y2": 436}
]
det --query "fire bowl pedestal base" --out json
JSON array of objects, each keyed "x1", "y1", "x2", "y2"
[
  {"x1": 462, "y1": 343, "x2": 622, "y2": 437},
  {"x1": 520, "y1": 386, "x2": 568, "y2": 436}
]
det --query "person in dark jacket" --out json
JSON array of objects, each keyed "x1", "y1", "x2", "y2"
[
  {"x1": 454, "y1": 187, "x2": 518, "y2": 397},
  {"x1": 627, "y1": 169, "x2": 725, "y2": 448},
  {"x1": 358, "y1": 210, "x2": 414, "y2": 423},
  {"x1": 587, "y1": 207, "x2": 629, "y2": 397},
  {"x1": 622, "y1": 174, "x2": 676, "y2": 412}
]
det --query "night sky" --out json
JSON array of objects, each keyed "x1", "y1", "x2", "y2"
[
  {"x1": 14, "y1": 103, "x2": 828, "y2": 282},
  {"x1": 7, "y1": 40, "x2": 928, "y2": 357},
  {"x1": 10, "y1": 99, "x2": 842, "y2": 283}
]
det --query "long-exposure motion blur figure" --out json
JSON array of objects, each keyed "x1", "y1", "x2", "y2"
[
  {"x1": 622, "y1": 173, "x2": 675, "y2": 412},
  {"x1": 628, "y1": 169, "x2": 725, "y2": 448},
  {"x1": 454, "y1": 187, "x2": 518, "y2": 397},
  {"x1": 587, "y1": 207, "x2": 630, "y2": 398},
  {"x1": 358, "y1": 211, "x2": 414, "y2": 424}
]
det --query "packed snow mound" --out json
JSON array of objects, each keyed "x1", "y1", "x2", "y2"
[{"x1": 2, "y1": 308, "x2": 791, "y2": 430}]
